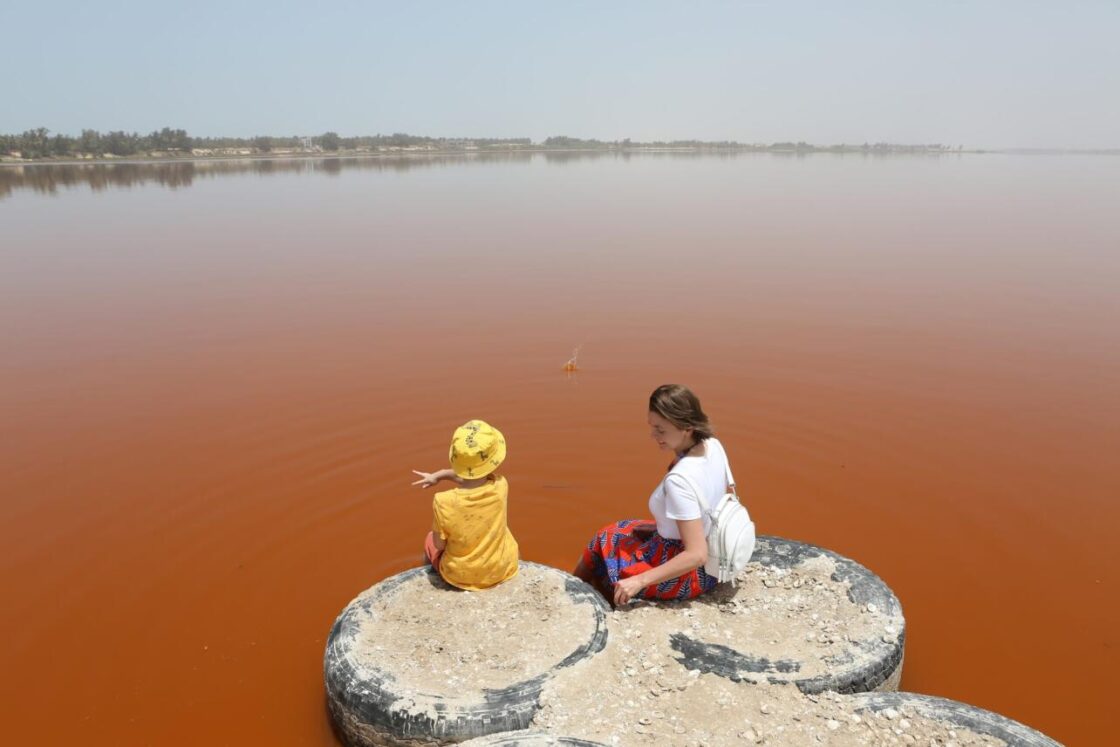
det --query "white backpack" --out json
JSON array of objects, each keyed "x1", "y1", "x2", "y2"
[{"x1": 681, "y1": 454, "x2": 756, "y2": 584}]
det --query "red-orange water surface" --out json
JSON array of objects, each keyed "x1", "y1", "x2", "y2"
[{"x1": 1, "y1": 154, "x2": 1117, "y2": 744}]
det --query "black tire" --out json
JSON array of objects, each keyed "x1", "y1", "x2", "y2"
[
  {"x1": 460, "y1": 732, "x2": 606, "y2": 746},
  {"x1": 850, "y1": 692, "x2": 1062, "y2": 746},
  {"x1": 669, "y1": 535, "x2": 905, "y2": 694},
  {"x1": 324, "y1": 562, "x2": 610, "y2": 746}
]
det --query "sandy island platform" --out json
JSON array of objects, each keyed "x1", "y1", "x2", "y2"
[{"x1": 325, "y1": 537, "x2": 1059, "y2": 746}]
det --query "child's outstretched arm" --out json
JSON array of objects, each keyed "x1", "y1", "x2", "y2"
[{"x1": 411, "y1": 468, "x2": 462, "y2": 489}]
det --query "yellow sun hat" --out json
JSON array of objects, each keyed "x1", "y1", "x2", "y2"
[{"x1": 449, "y1": 420, "x2": 507, "y2": 479}]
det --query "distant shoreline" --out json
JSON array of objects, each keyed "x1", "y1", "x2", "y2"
[
  {"x1": 0, "y1": 145, "x2": 997, "y2": 167},
  {"x1": 5, "y1": 145, "x2": 1118, "y2": 168},
  {"x1": 7, "y1": 127, "x2": 1116, "y2": 165}
]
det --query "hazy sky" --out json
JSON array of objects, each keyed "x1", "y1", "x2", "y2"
[{"x1": 4, "y1": 1, "x2": 1118, "y2": 148}]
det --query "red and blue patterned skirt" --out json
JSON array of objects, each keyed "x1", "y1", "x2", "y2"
[{"x1": 582, "y1": 518, "x2": 717, "y2": 601}]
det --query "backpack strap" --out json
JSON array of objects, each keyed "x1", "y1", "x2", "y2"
[{"x1": 711, "y1": 438, "x2": 738, "y2": 497}]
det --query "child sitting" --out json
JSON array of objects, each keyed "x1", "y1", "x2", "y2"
[{"x1": 411, "y1": 420, "x2": 519, "y2": 590}]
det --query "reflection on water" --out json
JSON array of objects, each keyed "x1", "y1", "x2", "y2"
[
  {"x1": 0, "y1": 155, "x2": 513, "y2": 198},
  {"x1": 0, "y1": 149, "x2": 960, "y2": 199}
]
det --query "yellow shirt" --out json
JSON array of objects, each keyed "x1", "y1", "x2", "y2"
[{"x1": 432, "y1": 475, "x2": 519, "y2": 590}]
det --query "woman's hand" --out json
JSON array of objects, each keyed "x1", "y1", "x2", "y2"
[
  {"x1": 613, "y1": 576, "x2": 647, "y2": 606},
  {"x1": 609, "y1": 520, "x2": 707, "y2": 604}
]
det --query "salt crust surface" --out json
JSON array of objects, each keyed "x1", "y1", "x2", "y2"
[
  {"x1": 359, "y1": 556, "x2": 1000, "y2": 745},
  {"x1": 649, "y1": 554, "x2": 902, "y2": 680},
  {"x1": 528, "y1": 555, "x2": 998, "y2": 746},
  {"x1": 351, "y1": 565, "x2": 595, "y2": 696},
  {"x1": 532, "y1": 623, "x2": 1002, "y2": 746}
]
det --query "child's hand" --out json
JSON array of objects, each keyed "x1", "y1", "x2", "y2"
[{"x1": 411, "y1": 470, "x2": 439, "y2": 489}]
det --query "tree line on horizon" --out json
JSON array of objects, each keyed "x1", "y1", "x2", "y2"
[
  {"x1": 1, "y1": 127, "x2": 960, "y2": 160},
  {"x1": 0, "y1": 128, "x2": 526, "y2": 159}
]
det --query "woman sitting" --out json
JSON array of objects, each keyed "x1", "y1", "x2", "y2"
[{"x1": 574, "y1": 384, "x2": 739, "y2": 606}]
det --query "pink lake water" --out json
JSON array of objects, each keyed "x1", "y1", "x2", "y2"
[{"x1": 1, "y1": 152, "x2": 1117, "y2": 744}]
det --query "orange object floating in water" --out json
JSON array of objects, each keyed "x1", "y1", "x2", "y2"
[{"x1": 562, "y1": 346, "x2": 580, "y2": 372}]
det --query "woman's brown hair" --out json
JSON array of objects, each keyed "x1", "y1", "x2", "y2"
[{"x1": 648, "y1": 384, "x2": 714, "y2": 441}]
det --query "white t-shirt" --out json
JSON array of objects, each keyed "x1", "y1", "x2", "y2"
[{"x1": 648, "y1": 437, "x2": 733, "y2": 540}]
